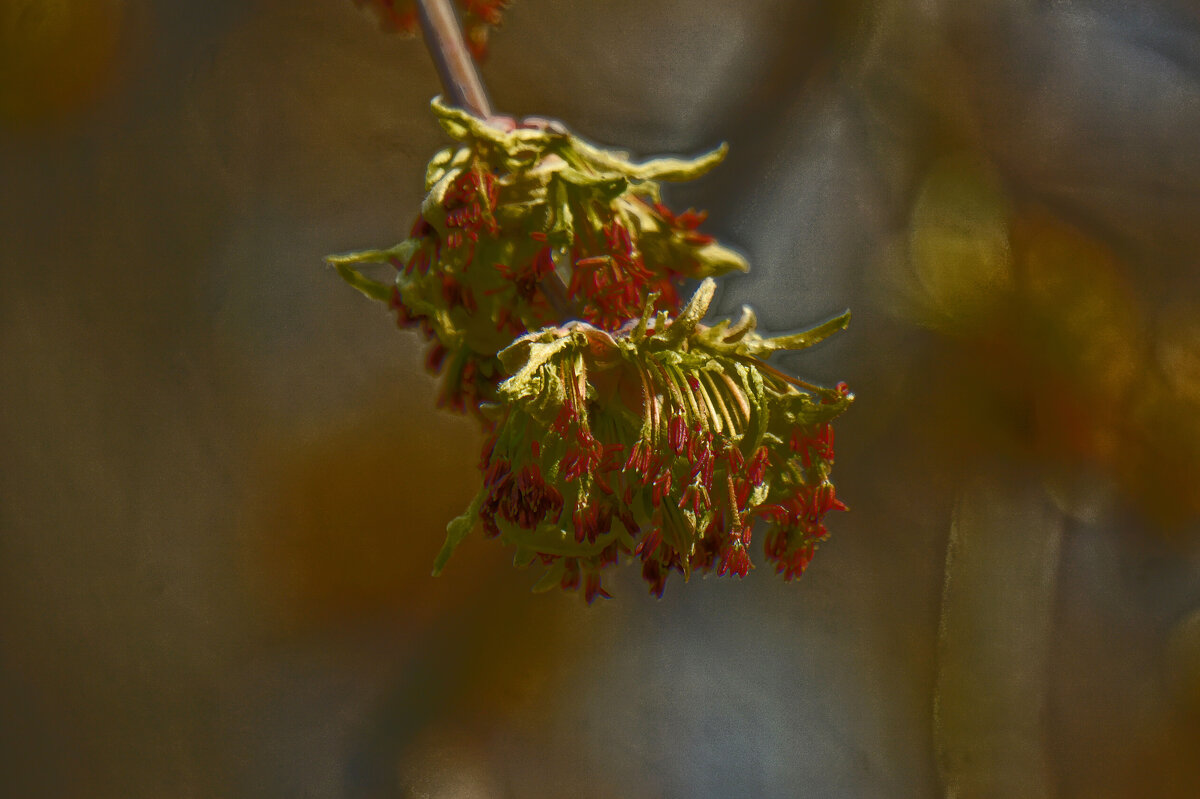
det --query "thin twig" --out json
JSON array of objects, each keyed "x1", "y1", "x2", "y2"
[
  {"x1": 414, "y1": 0, "x2": 492, "y2": 117},
  {"x1": 414, "y1": 0, "x2": 576, "y2": 321}
]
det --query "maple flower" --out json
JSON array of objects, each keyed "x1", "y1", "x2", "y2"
[
  {"x1": 353, "y1": 0, "x2": 511, "y2": 59},
  {"x1": 330, "y1": 99, "x2": 748, "y2": 422},
  {"x1": 434, "y1": 279, "x2": 853, "y2": 601}
]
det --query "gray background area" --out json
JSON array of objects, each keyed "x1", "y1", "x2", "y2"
[{"x1": 3, "y1": 1, "x2": 1200, "y2": 796}]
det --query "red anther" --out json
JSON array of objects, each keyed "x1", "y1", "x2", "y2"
[
  {"x1": 598, "y1": 542, "x2": 620, "y2": 568},
  {"x1": 624, "y1": 441, "x2": 645, "y2": 473},
  {"x1": 425, "y1": 343, "x2": 448, "y2": 373},
  {"x1": 561, "y1": 451, "x2": 583, "y2": 482},
  {"x1": 461, "y1": 287, "x2": 478, "y2": 314},
  {"x1": 410, "y1": 215, "x2": 433, "y2": 238},
  {"x1": 727, "y1": 446, "x2": 745, "y2": 471},
  {"x1": 642, "y1": 559, "x2": 667, "y2": 598},
  {"x1": 635, "y1": 527, "x2": 662, "y2": 560},
  {"x1": 669, "y1": 416, "x2": 687, "y2": 455},
  {"x1": 495, "y1": 307, "x2": 513, "y2": 334},
  {"x1": 651, "y1": 470, "x2": 672, "y2": 507},
  {"x1": 747, "y1": 447, "x2": 770, "y2": 485},
  {"x1": 616, "y1": 505, "x2": 639, "y2": 537},
  {"x1": 717, "y1": 540, "x2": 752, "y2": 578},
  {"x1": 678, "y1": 485, "x2": 703, "y2": 514},
  {"x1": 560, "y1": 559, "x2": 581, "y2": 591},
  {"x1": 583, "y1": 573, "x2": 611, "y2": 604}
]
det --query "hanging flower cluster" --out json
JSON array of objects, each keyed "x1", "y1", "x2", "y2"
[
  {"x1": 433, "y1": 280, "x2": 854, "y2": 601},
  {"x1": 333, "y1": 100, "x2": 852, "y2": 601},
  {"x1": 330, "y1": 98, "x2": 747, "y2": 417},
  {"x1": 353, "y1": 0, "x2": 512, "y2": 59}
]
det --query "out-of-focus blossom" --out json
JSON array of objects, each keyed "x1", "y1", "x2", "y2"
[
  {"x1": 0, "y1": 0, "x2": 126, "y2": 127},
  {"x1": 352, "y1": 0, "x2": 510, "y2": 59},
  {"x1": 887, "y1": 153, "x2": 1200, "y2": 527}
]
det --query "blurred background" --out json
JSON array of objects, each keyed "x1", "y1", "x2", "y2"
[{"x1": 3, "y1": 0, "x2": 1200, "y2": 796}]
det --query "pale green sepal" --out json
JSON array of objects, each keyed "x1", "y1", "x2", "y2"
[
  {"x1": 693, "y1": 242, "x2": 750, "y2": 274},
  {"x1": 433, "y1": 487, "x2": 486, "y2": 576},
  {"x1": 530, "y1": 563, "x2": 566, "y2": 593},
  {"x1": 326, "y1": 240, "x2": 420, "y2": 268},
  {"x1": 425, "y1": 147, "x2": 456, "y2": 190},
  {"x1": 331, "y1": 262, "x2": 391, "y2": 302},
  {"x1": 655, "y1": 278, "x2": 715, "y2": 348},
  {"x1": 326, "y1": 244, "x2": 418, "y2": 302},
  {"x1": 747, "y1": 311, "x2": 852, "y2": 356},
  {"x1": 496, "y1": 327, "x2": 570, "y2": 377},
  {"x1": 570, "y1": 139, "x2": 729, "y2": 182}
]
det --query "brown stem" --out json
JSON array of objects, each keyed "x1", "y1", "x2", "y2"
[
  {"x1": 414, "y1": 0, "x2": 493, "y2": 117},
  {"x1": 414, "y1": 0, "x2": 576, "y2": 322}
]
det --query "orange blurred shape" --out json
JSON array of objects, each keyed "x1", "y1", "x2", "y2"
[
  {"x1": 1010, "y1": 208, "x2": 1142, "y2": 468},
  {"x1": 242, "y1": 392, "x2": 598, "y2": 720},
  {"x1": 903, "y1": 154, "x2": 1014, "y2": 335},
  {"x1": 890, "y1": 157, "x2": 1200, "y2": 525},
  {"x1": 245, "y1": 393, "x2": 499, "y2": 628},
  {"x1": 1123, "y1": 303, "x2": 1200, "y2": 525},
  {"x1": 0, "y1": 0, "x2": 126, "y2": 127}
]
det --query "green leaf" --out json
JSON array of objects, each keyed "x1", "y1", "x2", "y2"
[
  {"x1": 425, "y1": 147, "x2": 456, "y2": 190},
  {"x1": 557, "y1": 166, "x2": 628, "y2": 199},
  {"x1": 655, "y1": 278, "x2": 715, "y2": 348},
  {"x1": 433, "y1": 487, "x2": 486, "y2": 576},
  {"x1": 326, "y1": 243, "x2": 418, "y2": 302},
  {"x1": 496, "y1": 327, "x2": 571, "y2": 378},
  {"x1": 693, "y1": 242, "x2": 750, "y2": 275},
  {"x1": 745, "y1": 310, "x2": 852, "y2": 357},
  {"x1": 530, "y1": 562, "x2": 566, "y2": 593},
  {"x1": 548, "y1": 177, "x2": 575, "y2": 242},
  {"x1": 331, "y1": 262, "x2": 392, "y2": 302},
  {"x1": 431, "y1": 97, "x2": 562, "y2": 169},
  {"x1": 570, "y1": 139, "x2": 730, "y2": 182},
  {"x1": 326, "y1": 240, "x2": 420, "y2": 268}
]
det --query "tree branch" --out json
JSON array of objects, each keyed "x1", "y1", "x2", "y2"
[{"x1": 414, "y1": 0, "x2": 493, "y2": 117}]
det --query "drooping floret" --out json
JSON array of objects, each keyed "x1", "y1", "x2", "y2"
[
  {"x1": 330, "y1": 99, "x2": 748, "y2": 420},
  {"x1": 435, "y1": 279, "x2": 853, "y2": 600}
]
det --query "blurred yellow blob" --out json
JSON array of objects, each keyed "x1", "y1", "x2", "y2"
[
  {"x1": 0, "y1": 0, "x2": 126, "y2": 127},
  {"x1": 1168, "y1": 608, "x2": 1200, "y2": 716},
  {"x1": 1124, "y1": 303, "x2": 1200, "y2": 523},
  {"x1": 892, "y1": 155, "x2": 1200, "y2": 524},
  {"x1": 1155, "y1": 304, "x2": 1200, "y2": 406},
  {"x1": 1014, "y1": 211, "x2": 1141, "y2": 407},
  {"x1": 1012, "y1": 210, "x2": 1142, "y2": 466},
  {"x1": 905, "y1": 154, "x2": 1013, "y2": 334}
]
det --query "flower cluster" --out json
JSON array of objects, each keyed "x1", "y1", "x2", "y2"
[
  {"x1": 330, "y1": 98, "x2": 747, "y2": 419},
  {"x1": 353, "y1": 0, "x2": 511, "y2": 59},
  {"x1": 434, "y1": 280, "x2": 854, "y2": 601},
  {"x1": 334, "y1": 101, "x2": 853, "y2": 601}
]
